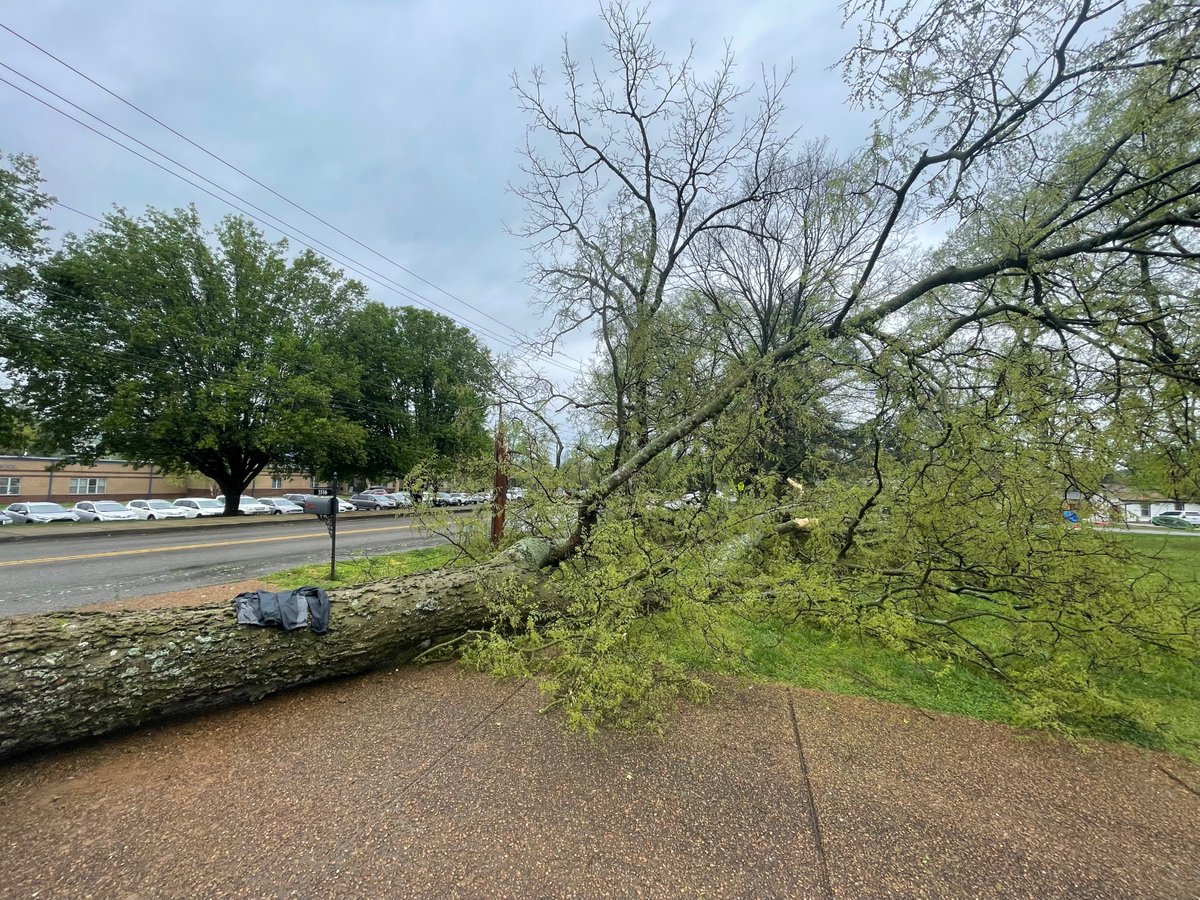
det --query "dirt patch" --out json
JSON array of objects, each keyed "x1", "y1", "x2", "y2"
[{"x1": 79, "y1": 579, "x2": 282, "y2": 612}]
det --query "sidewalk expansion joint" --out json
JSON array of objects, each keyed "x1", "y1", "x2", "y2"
[
  {"x1": 391, "y1": 677, "x2": 528, "y2": 796},
  {"x1": 788, "y1": 691, "x2": 834, "y2": 900},
  {"x1": 1157, "y1": 765, "x2": 1200, "y2": 798}
]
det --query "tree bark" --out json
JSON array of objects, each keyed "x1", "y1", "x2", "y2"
[{"x1": 0, "y1": 539, "x2": 553, "y2": 761}]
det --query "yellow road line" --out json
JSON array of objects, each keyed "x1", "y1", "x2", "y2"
[{"x1": 0, "y1": 524, "x2": 418, "y2": 568}]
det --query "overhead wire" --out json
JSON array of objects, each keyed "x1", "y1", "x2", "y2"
[
  {"x1": 48, "y1": 198, "x2": 102, "y2": 224},
  {"x1": 0, "y1": 21, "x2": 591, "y2": 370},
  {"x1": 0, "y1": 60, "x2": 554, "y2": 359},
  {"x1": 5, "y1": 182, "x2": 104, "y2": 225},
  {"x1": 0, "y1": 68, "x2": 562, "y2": 364}
]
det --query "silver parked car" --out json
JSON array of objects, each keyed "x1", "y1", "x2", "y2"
[
  {"x1": 349, "y1": 492, "x2": 397, "y2": 510},
  {"x1": 127, "y1": 499, "x2": 189, "y2": 520},
  {"x1": 172, "y1": 498, "x2": 225, "y2": 518},
  {"x1": 257, "y1": 497, "x2": 304, "y2": 515},
  {"x1": 73, "y1": 500, "x2": 139, "y2": 522},
  {"x1": 4, "y1": 502, "x2": 80, "y2": 524},
  {"x1": 215, "y1": 495, "x2": 272, "y2": 515}
]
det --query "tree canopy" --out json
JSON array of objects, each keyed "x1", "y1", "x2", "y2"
[
  {"x1": 477, "y1": 0, "x2": 1200, "y2": 737},
  {"x1": 333, "y1": 301, "x2": 492, "y2": 482},
  {"x1": 0, "y1": 150, "x2": 53, "y2": 451},
  {"x1": 2, "y1": 201, "x2": 496, "y2": 509},
  {"x1": 7, "y1": 207, "x2": 369, "y2": 512}
]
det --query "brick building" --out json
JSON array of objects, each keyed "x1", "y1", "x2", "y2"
[{"x1": 0, "y1": 456, "x2": 315, "y2": 504}]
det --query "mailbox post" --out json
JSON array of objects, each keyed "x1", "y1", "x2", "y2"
[{"x1": 305, "y1": 480, "x2": 339, "y2": 579}]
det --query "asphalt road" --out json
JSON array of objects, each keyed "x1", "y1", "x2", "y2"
[{"x1": 0, "y1": 515, "x2": 448, "y2": 618}]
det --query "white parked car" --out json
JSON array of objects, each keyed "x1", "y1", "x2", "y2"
[
  {"x1": 257, "y1": 497, "x2": 304, "y2": 515},
  {"x1": 215, "y1": 495, "x2": 271, "y2": 515},
  {"x1": 334, "y1": 496, "x2": 357, "y2": 513},
  {"x1": 126, "y1": 499, "x2": 189, "y2": 520},
  {"x1": 173, "y1": 498, "x2": 225, "y2": 518},
  {"x1": 4, "y1": 502, "x2": 80, "y2": 524},
  {"x1": 72, "y1": 500, "x2": 139, "y2": 522}
]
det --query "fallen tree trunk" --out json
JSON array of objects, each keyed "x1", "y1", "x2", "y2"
[{"x1": 0, "y1": 539, "x2": 553, "y2": 761}]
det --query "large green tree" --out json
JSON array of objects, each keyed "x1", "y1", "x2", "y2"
[
  {"x1": 334, "y1": 301, "x2": 492, "y2": 483},
  {"x1": 0, "y1": 151, "x2": 53, "y2": 451},
  {"x1": 7, "y1": 207, "x2": 367, "y2": 514},
  {"x1": 477, "y1": 0, "x2": 1200, "y2": 732}
]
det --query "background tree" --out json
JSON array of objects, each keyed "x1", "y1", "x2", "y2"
[
  {"x1": 334, "y1": 301, "x2": 492, "y2": 485},
  {"x1": 0, "y1": 151, "x2": 53, "y2": 451},
  {"x1": 513, "y1": 1, "x2": 795, "y2": 484},
  {"x1": 6, "y1": 207, "x2": 367, "y2": 514}
]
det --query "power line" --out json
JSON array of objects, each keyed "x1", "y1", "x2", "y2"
[
  {"x1": 11, "y1": 183, "x2": 103, "y2": 224},
  {"x1": 0, "y1": 72, "x2": 586, "y2": 379},
  {"x1": 0, "y1": 20, "x2": 589, "y2": 369},
  {"x1": 0, "y1": 59, "x2": 554, "y2": 358},
  {"x1": 0, "y1": 67, "x2": 552, "y2": 360},
  {"x1": 48, "y1": 197, "x2": 102, "y2": 224}
]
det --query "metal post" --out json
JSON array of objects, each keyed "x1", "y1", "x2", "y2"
[{"x1": 330, "y1": 477, "x2": 338, "y2": 580}]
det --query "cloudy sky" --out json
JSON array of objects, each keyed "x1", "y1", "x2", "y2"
[{"x1": 1, "y1": 1, "x2": 874, "y2": 414}]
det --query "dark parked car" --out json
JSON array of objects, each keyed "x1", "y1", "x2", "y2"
[{"x1": 349, "y1": 493, "x2": 397, "y2": 510}]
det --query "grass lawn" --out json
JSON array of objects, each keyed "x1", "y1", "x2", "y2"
[
  {"x1": 266, "y1": 531, "x2": 1199, "y2": 762},
  {"x1": 663, "y1": 530, "x2": 1200, "y2": 761},
  {"x1": 267, "y1": 545, "x2": 459, "y2": 591}
]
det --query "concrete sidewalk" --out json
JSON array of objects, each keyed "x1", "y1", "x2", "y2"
[{"x1": 1, "y1": 666, "x2": 1196, "y2": 898}]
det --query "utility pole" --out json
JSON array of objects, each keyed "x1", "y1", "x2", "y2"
[{"x1": 491, "y1": 401, "x2": 508, "y2": 547}]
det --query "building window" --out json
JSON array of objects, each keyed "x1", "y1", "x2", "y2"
[
  {"x1": 68, "y1": 477, "x2": 107, "y2": 495},
  {"x1": 271, "y1": 476, "x2": 284, "y2": 490},
  {"x1": 0, "y1": 477, "x2": 19, "y2": 496},
  {"x1": 1139, "y1": 503, "x2": 1151, "y2": 517}
]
